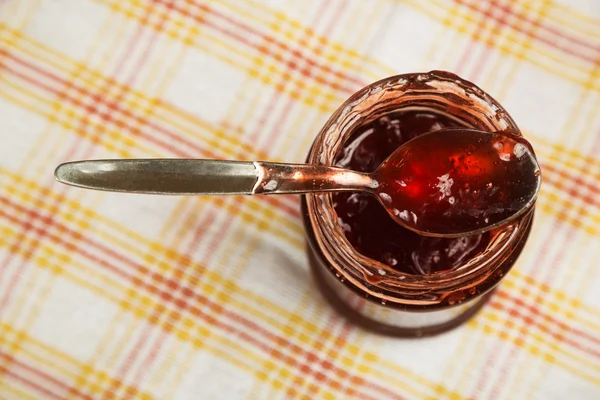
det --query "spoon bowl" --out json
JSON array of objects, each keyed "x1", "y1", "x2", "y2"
[{"x1": 369, "y1": 128, "x2": 541, "y2": 237}]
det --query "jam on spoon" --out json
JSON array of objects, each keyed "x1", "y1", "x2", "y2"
[{"x1": 372, "y1": 128, "x2": 540, "y2": 237}]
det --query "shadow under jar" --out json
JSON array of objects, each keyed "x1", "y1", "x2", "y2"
[{"x1": 301, "y1": 71, "x2": 535, "y2": 338}]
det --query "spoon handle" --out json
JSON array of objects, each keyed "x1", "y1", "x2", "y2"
[{"x1": 54, "y1": 159, "x2": 376, "y2": 195}]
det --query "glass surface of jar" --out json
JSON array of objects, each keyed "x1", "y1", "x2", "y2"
[{"x1": 301, "y1": 71, "x2": 535, "y2": 338}]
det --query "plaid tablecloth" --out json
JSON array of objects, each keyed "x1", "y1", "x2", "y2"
[{"x1": 1, "y1": 0, "x2": 599, "y2": 399}]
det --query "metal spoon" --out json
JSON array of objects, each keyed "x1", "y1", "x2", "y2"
[{"x1": 54, "y1": 128, "x2": 541, "y2": 238}]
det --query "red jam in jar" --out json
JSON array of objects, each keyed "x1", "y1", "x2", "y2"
[{"x1": 332, "y1": 110, "x2": 491, "y2": 275}]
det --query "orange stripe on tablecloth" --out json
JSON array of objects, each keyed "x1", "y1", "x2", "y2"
[
  {"x1": 475, "y1": 310, "x2": 600, "y2": 386},
  {"x1": 100, "y1": 0, "x2": 357, "y2": 111},
  {"x1": 538, "y1": 194, "x2": 599, "y2": 235},
  {"x1": 507, "y1": 271, "x2": 600, "y2": 323},
  {"x1": 0, "y1": 210, "x2": 272, "y2": 393},
  {"x1": 0, "y1": 78, "x2": 304, "y2": 245},
  {"x1": 453, "y1": 0, "x2": 600, "y2": 65},
  {"x1": 0, "y1": 227, "x2": 260, "y2": 398},
  {"x1": 531, "y1": 134, "x2": 600, "y2": 171},
  {"x1": 172, "y1": 0, "x2": 363, "y2": 88},
  {"x1": 471, "y1": 318, "x2": 600, "y2": 387},
  {"x1": 0, "y1": 198, "x2": 504, "y2": 400},
  {"x1": 493, "y1": 290, "x2": 600, "y2": 358},
  {"x1": 0, "y1": 52, "x2": 187, "y2": 154},
  {"x1": 0, "y1": 383, "x2": 38, "y2": 400},
  {"x1": 406, "y1": 0, "x2": 600, "y2": 91},
  {"x1": 0, "y1": 24, "x2": 279, "y2": 162},
  {"x1": 0, "y1": 370, "x2": 60, "y2": 399},
  {"x1": 0, "y1": 350, "x2": 92, "y2": 400},
  {"x1": 467, "y1": 1, "x2": 514, "y2": 83},
  {"x1": 223, "y1": 0, "x2": 395, "y2": 79},
  {"x1": 114, "y1": 0, "x2": 363, "y2": 94},
  {"x1": 542, "y1": 163, "x2": 600, "y2": 208},
  {"x1": 3, "y1": 170, "x2": 596, "y2": 398},
  {"x1": 0, "y1": 195, "x2": 403, "y2": 400},
  {"x1": 0, "y1": 39, "x2": 303, "y2": 221}
]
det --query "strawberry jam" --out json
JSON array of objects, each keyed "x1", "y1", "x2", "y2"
[{"x1": 332, "y1": 110, "x2": 492, "y2": 275}]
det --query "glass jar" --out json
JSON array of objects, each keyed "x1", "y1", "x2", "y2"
[{"x1": 301, "y1": 71, "x2": 535, "y2": 338}]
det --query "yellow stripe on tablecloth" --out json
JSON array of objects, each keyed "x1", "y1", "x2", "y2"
[
  {"x1": 538, "y1": 192, "x2": 599, "y2": 236},
  {"x1": 404, "y1": 0, "x2": 600, "y2": 92},
  {"x1": 0, "y1": 228, "x2": 307, "y2": 397},
  {"x1": 98, "y1": 0, "x2": 352, "y2": 113},
  {"x1": 1, "y1": 183, "x2": 369, "y2": 397},
  {"x1": 2, "y1": 168, "x2": 596, "y2": 396},
  {"x1": 530, "y1": 134, "x2": 600, "y2": 170},
  {"x1": 505, "y1": 272, "x2": 600, "y2": 330},
  {"x1": 479, "y1": 0, "x2": 551, "y2": 101},
  {"x1": 0, "y1": 73, "x2": 305, "y2": 244},
  {"x1": 0, "y1": 323, "x2": 153, "y2": 399},
  {"x1": 0, "y1": 382, "x2": 39, "y2": 400},
  {"x1": 0, "y1": 25, "x2": 276, "y2": 161},
  {"x1": 0, "y1": 178, "x2": 461, "y2": 399},
  {"x1": 473, "y1": 312, "x2": 600, "y2": 386},
  {"x1": 238, "y1": 0, "x2": 396, "y2": 79},
  {"x1": 531, "y1": 0, "x2": 600, "y2": 37},
  {"x1": 366, "y1": 356, "x2": 470, "y2": 400},
  {"x1": 0, "y1": 78, "x2": 139, "y2": 158},
  {"x1": 0, "y1": 28, "x2": 306, "y2": 243}
]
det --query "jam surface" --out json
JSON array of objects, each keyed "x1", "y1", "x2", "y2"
[{"x1": 333, "y1": 110, "x2": 491, "y2": 275}]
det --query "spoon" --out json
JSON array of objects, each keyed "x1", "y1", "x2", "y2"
[{"x1": 54, "y1": 128, "x2": 541, "y2": 238}]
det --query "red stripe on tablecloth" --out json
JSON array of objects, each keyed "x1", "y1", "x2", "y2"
[
  {"x1": 450, "y1": 5, "x2": 588, "y2": 394},
  {"x1": 468, "y1": 1, "x2": 511, "y2": 83},
  {"x1": 542, "y1": 163, "x2": 600, "y2": 209},
  {"x1": 0, "y1": 50, "x2": 189, "y2": 156},
  {"x1": 0, "y1": 194, "x2": 402, "y2": 400},
  {"x1": 101, "y1": 2, "x2": 183, "y2": 396},
  {"x1": 277, "y1": 2, "x2": 379, "y2": 398},
  {"x1": 455, "y1": 0, "x2": 600, "y2": 66},
  {"x1": 259, "y1": 1, "x2": 361, "y2": 156},
  {"x1": 454, "y1": 0, "x2": 489, "y2": 76},
  {"x1": 492, "y1": 291, "x2": 600, "y2": 356},
  {"x1": 0, "y1": 48, "x2": 301, "y2": 219},
  {"x1": 282, "y1": 0, "x2": 337, "y2": 389},
  {"x1": 475, "y1": 223, "x2": 578, "y2": 399},
  {"x1": 0, "y1": 351, "x2": 95, "y2": 400},
  {"x1": 152, "y1": 0, "x2": 365, "y2": 90},
  {"x1": 246, "y1": 0, "x2": 333, "y2": 147},
  {"x1": 125, "y1": 203, "x2": 221, "y2": 385}
]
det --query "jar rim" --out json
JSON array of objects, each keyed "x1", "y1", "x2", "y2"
[{"x1": 304, "y1": 71, "x2": 533, "y2": 307}]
